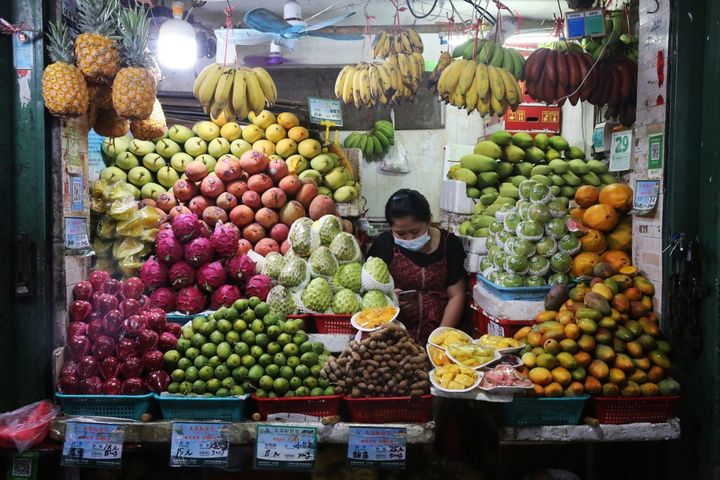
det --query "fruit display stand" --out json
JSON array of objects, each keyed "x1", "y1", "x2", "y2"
[{"x1": 333, "y1": 148, "x2": 364, "y2": 218}]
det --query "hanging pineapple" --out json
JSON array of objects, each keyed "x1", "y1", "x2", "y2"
[
  {"x1": 42, "y1": 20, "x2": 89, "y2": 117},
  {"x1": 75, "y1": 0, "x2": 121, "y2": 83},
  {"x1": 93, "y1": 108, "x2": 130, "y2": 137},
  {"x1": 87, "y1": 82, "x2": 114, "y2": 110},
  {"x1": 130, "y1": 99, "x2": 167, "y2": 140},
  {"x1": 112, "y1": 5, "x2": 157, "y2": 121}
]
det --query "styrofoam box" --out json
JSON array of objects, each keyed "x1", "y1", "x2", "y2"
[
  {"x1": 464, "y1": 253, "x2": 483, "y2": 274},
  {"x1": 439, "y1": 210, "x2": 471, "y2": 235},
  {"x1": 459, "y1": 235, "x2": 487, "y2": 255},
  {"x1": 472, "y1": 280, "x2": 543, "y2": 321},
  {"x1": 440, "y1": 179, "x2": 476, "y2": 215}
]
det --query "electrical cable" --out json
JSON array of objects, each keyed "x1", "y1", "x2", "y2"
[{"x1": 405, "y1": 0, "x2": 440, "y2": 19}]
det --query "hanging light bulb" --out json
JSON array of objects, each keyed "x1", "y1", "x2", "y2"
[{"x1": 158, "y1": 1, "x2": 197, "y2": 70}]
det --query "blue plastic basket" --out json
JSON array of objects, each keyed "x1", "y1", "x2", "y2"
[
  {"x1": 56, "y1": 393, "x2": 154, "y2": 420},
  {"x1": 155, "y1": 394, "x2": 249, "y2": 421},
  {"x1": 502, "y1": 395, "x2": 589, "y2": 426},
  {"x1": 477, "y1": 274, "x2": 575, "y2": 301}
]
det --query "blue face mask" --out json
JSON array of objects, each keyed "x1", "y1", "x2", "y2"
[{"x1": 394, "y1": 229, "x2": 430, "y2": 251}]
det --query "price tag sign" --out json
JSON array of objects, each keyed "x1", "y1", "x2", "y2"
[
  {"x1": 61, "y1": 422, "x2": 124, "y2": 469},
  {"x1": 565, "y1": 9, "x2": 605, "y2": 39},
  {"x1": 609, "y1": 130, "x2": 633, "y2": 172},
  {"x1": 255, "y1": 424, "x2": 317, "y2": 471},
  {"x1": 347, "y1": 426, "x2": 407, "y2": 469},
  {"x1": 170, "y1": 422, "x2": 229, "y2": 467},
  {"x1": 647, "y1": 133, "x2": 664, "y2": 172},
  {"x1": 629, "y1": 179, "x2": 660, "y2": 215},
  {"x1": 308, "y1": 97, "x2": 343, "y2": 126}
]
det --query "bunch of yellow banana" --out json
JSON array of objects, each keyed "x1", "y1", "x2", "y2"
[
  {"x1": 192, "y1": 63, "x2": 278, "y2": 121},
  {"x1": 334, "y1": 52, "x2": 424, "y2": 108},
  {"x1": 436, "y1": 58, "x2": 522, "y2": 117},
  {"x1": 371, "y1": 29, "x2": 423, "y2": 59}
]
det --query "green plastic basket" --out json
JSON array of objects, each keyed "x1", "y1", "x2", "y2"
[
  {"x1": 155, "y1": 394, "x2": 249, "y2": 421},
  {"x1": 56, "y1": 393, "x2": 154, "y2": 420},
  {"x1": 502, "y1": 395, "x2": 589, "y2": 426}
]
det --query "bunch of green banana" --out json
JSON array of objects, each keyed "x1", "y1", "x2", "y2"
[
  {"x1": 334, "y1": 53, "x2": 424, "y2": 108},
  {"x1": 436, "y1": 58, "x2": 522, "y2": 117},
  {"x1": 371, "y1": 29, "x2": 424, "y2": 59},
  {"x1": 343, "y1": 120, "x2": 395, "y2": 161},
  {"x1": 450, "y1": 39, "x2": 525, "y2": 80},
  {"x1": 192, "y1": 63, "x2": 277, "y2": 121}
]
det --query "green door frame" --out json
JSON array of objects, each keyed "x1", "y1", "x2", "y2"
[{"x1": 666, "y1": 0, "x2": 720, "y2": 477}]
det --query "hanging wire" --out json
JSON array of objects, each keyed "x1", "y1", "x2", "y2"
[{"x1": 405, "y1": 0, "x2": 440, "y2": 19}]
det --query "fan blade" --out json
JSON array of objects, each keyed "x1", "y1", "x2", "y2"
[
  {"x1": 244, "y1": 8, "x2": 292, "y2": 33},
  {"x1": 215, "y1": 29, "x2": 277, "y2": 46},
  {"x1": 298, "y1": 12, "x2": 356, "y2": 32},
  {"x1": 243, "y1": 54, "x2": 292, "y2": 67},
  {"x1": 307, "y1": 31, "x2": 364, "y2": 41}
]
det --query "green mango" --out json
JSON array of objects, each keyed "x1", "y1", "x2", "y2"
[
  {"x1": 530, "y1": 175, "x2": 552, "y2": 187},
  {"x1": 599, "y1": 173, "x2": 616, "y2": 184},
  {"x1": 568, "y1": 159, "x2": 590, "y2": 175},
  {"x1": 466, "y1": 187, "x2": 481, "y2": 198},
  {"x1": 512, "y1": 132, "x2": 534, "y2": 149},
  {"x1": 525, "y1": 146, "x2": 546, "y2": 164},
  {"x1": 530, "y1": 165, "x2": 553, "y2": 176},
  {"x1": 460, "y1": 154, "x2": 498, "y2": 173},
  {"x1": 490, "y1": 130, "x2": 513, "y2": 146},
  {"x1": 549, "y1": 135, "x2": 569, "y2": 152},
  {"x1": 562, "y1": 171, "x2": 582, "y2": 187},
  {"x1": 548, "y1": 159, "x2": 569, "y2": 174},
  {"x1": 514, "y1": 162, "x2": 534, "y2": 177},
  {"x1": 503, "y1": 145, "x2": 526, "y2": 163},
  {"x1": 480, "y1": 192, "x2": 499, "y2": 205},
  {"x1": 560, "y1": 186, "x2": 576, "y2": 197},
  {"x1": 499, "y1": 183, "x2": 520, "y2": 199},
  {"x1": 567, "y1": 146, "x2": 586, "y2": 160},
  {"x1": 545, "y1": 147, "x2": 561, "y2": 161},
  {"x1": 534, "y1": 133, "x2": 550, "y2": 151},
  {"x1": 581, "y1": 172, "x2": 602, "y2": 186},
  {"x1": 459, "y1": 221, "x2": 474, "y2": 236},
  {"x1": 510, "y1": 175, "x2": 527, "y2": 187},
  {"x1": 481, "y1": 187, "x2": 499, "y2": 195},
  {"x1": 496, "y1": 161, "x2": 514, "y2": 178},
  {"x1": 549, "y1": 174, "x2": 565, "y2": 187},
  {"x1": 587, "y1": 159, "x2": 609, "y2": 173},
  {"x1": 473, "y1": 141, "x2": 503, "y2": 159},
  {"x1": 452, "y1": 167, "x2": 477, "y2": 185},
  {"x1": 476, "y1": 171, "x2": 500, "y2": 188},
  {"x1": 550, "y1": 185, "x2": 561, "y2": 196}
]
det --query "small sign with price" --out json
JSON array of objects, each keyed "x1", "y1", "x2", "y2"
[
  {"x1": 255, "y1": 424, "x2": 317, "y2": 471},
  {"x1": 170, "y1": 422, "x2": 230, "y2": 467},
  {"x1": 61, "y1": 422, "x2": 124, "y2": 469},
  {"x1": 347, "y1": 426, "x2": 407, "y2": 469},
  {"x1": 609, "y1": 130, "x2": 633, "y2": 172},
  {"x1": 308, "y1": 97, "x2": 343, "y2": 126}
]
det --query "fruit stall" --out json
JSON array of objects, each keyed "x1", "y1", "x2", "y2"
[{"x1": 0, "y1": 0, "x2": 700, "y2": 477}]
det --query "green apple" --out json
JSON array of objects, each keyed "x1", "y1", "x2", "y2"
[
  {"x1": 126, "y1": 183, "x2": 141, "y2": 200},
  {"x1": 141, "y1": 182, "x2": 165, "y2": 200},
  {"x1": 192, "y1": 121, "x2": 220, "y2": 142},
  {"x1": 155, "y1": 138, "x2": 181, "y2": 159},
  {"x1": 230, "y1": 139, "x2": 252, "y2": 157},
  {"x1": 115, "y1": 151, "x2": 139, "y2": 170},
  {"x1": 208, "y1": 137, "x2": 231, "y2": 158},
  {"x1": 184, "y1": 137, "x2": 207, "y2": 157},
  {"x1": 100, "y1": 166, "x2": 127, "y2": 184},
  {"x1": 157, "y1": 166, "x2": 180, "y2": 188},
  {"x1": 168, "y1": 124, "x2": 194, "y2": 144},
  {"x1": 196, "y1": 154, "x2": 217, "y2": 172},
  {"x1": 142, "y1": 153, "x2": 166, "y2": 172},
  {"x1": 170, "y1": 152, "x2": 194, "y2": 173},
  {"x1": 102, "y1": 135, "x2": 130, "y2": 158},
  {"x1": 128, "y1": 139, "x2": 155, "y2": 156},
  {"x1": 127, "y1": 166, "x2": 153, "y2": 187}
]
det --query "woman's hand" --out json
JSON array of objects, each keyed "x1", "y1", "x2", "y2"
[{"x1": 395, "y1": 288, "x2": 419, "y2": 318}]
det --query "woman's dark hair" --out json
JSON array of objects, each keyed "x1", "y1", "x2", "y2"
[{"x1": 385, "y1": 189, "x2": 431, "y2": 225}]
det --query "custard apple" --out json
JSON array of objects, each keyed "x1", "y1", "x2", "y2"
[
  {"x1": 331, "y1": 288, "x2": 361, "y2": 314},
  {"x1": 333, "y1": 262, "x2": 362, "y2": 293},
  {"x1": 278, "y1": 257, "x2": 309, "y2": 289},
  {"x1": 288, "y1": 217, "x2": 316, "y2": 257},
  {"x1": 363, "y1": 257, "x2": 391, "y2": 284},
  {"x1": 361, "y1": 290, "x2": 389, "y2": 310},
  {"x1": 329, "y1": 232, "x2": 361, "y2": 263},
  {"x1": 308, "y1": 246, "x2": 338, "y2": 277},
  {"x1": 312, "y1": 215, "x2": 342, "y2": 246},
  {"x1": 301, "y1": 277, "x2": 333, "y2": 312},
  {"x1": 262, "y1": 251, "x2": 286, "y2": 280},
  {"x1": 266, "y1": 285, "x2": 296, "y2": 317}
]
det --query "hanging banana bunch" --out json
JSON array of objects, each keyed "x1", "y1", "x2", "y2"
[{"x1": 371, "y1": 28, "x2": 424, "y2": 58}]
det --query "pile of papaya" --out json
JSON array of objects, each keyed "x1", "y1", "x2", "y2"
[{"x1": 514, "y1": 261, "x2": 680, "y2": 398}]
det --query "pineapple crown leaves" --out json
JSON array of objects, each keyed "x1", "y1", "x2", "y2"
[
  {"x1": 46, "y1": 20, "x2": 76, "y2": 64},
  {"x1": 76, "y1": 0, "x2": 120, "y2": 37},
  {"x1": 117, "y1": 4, "x2": 153, "y2": 68}
]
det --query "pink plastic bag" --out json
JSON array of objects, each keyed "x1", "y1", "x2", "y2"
[{"x1": 0, "y1": 401, "x2": 59, "y2": 452}]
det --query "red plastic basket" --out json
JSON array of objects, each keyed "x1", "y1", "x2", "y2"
[
  {"x1": 287, "y1": 314, "x2": 313, "y2": 332},
  {"x1": 344, "y1": 395, "x2": 433, "y2": 423},
  {"x1": 472, "y1": 308, "x2": 533, "y2": 338},
  {"x1": 251, "y1": 394, "x2": 342, "y2": 420},
  {"x1": 313, "y1": 314, "x2": 356, "y2": 334},
  {"x1": 592, "y1": 396, "x2": 679, "y2": 424}
]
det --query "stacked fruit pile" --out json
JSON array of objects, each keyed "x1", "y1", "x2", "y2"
[
  {"x1": 264, "y1": 216, "x2": 397, "y2": 316},
  {"x1": 342, "y1": 120, "x2": 395, "y2": 161},
  {"x1": 448, "y1": 131, "x2": 615, "y2": 223},
  {"x1": 515, "y1": 266, "x2": 680, "y2": 398},
  {"x1": 140, "y1": 212, "x2": 273, "y2": 314},
  {"x1": 371, "y1": 29, "x2": 424, "y2": 58},
  {"x1": 163, "y1": 298, "x2": 334, "y2": 398},
  {"x1": 476, "y1": 179, "x2": 577, "y2": 287},
  {"x1": 448, "y1": 39, "x2": 526, "y2": 79},
  {"x1": 58, "y1": 271, "x2": 180, "y2": 395},
  {"x1": 570, "y1": 183, "x2": 634, "y2": 277},
  {"x1": 42, "y1": 2, "x2": 166, "y2": 140}
]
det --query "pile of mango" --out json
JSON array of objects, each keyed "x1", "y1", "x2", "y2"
[
  {"x1": 448, "y1": 131, "x2": 616, "y2": 239},
  {"x1": 515, "y1": 262, "x2": 680, "y2": 398}
]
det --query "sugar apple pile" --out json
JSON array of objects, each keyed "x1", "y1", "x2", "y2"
[
  {"x1": 479, "y1": 179, "x2": 575, "y2": 288},
  {"x1": 309, "y1": 246, "x2": 338, "y2": 277}
]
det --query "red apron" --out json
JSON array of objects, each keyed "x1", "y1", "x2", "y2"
[{"x1": 389, "y1": 234, "x2": 449, "y2": 344}]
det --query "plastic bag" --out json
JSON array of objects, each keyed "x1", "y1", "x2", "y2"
[
  {"x1": 380, "y1": 136, "x2": 410, "y2": 174},
  {"x1": 0, "y1": 401, "x2": 59, "y2": 453}
]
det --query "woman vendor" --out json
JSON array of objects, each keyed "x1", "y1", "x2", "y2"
[{"x1": 367, "y1": 189, "x2": 466, "y2": 343}]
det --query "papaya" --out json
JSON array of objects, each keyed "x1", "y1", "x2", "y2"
[
  {"x1": 584, "y1": 375, "x2": 602, "y2": 395},
  {"x1": 574, "y1": 351, "x2": 592, "y2": 368},
  {"x1": 588, "y1": 359, "x2": 609, "y2": 380},
  {"x1": 565, "y1": 381, "x2": 586, "y2": 397},
  {"x1": 601, "y1": 250, "x2": 632, "y2": 272},
  {"x1": 598, "y1": 183, "x2": 633, "y2": 212},
  {"x1": 574, "y1": 185, "x2": 600, "y2": 208},
  {"x1": 570, "y1": 206, "x2": 586, "y2": 220},
  {"x1": 583, "y1": 204, "x2": 619, "y2": 232},
  {"x1": 608, "y1": 367, "x2": 627, "y2": 385},
  {"x1": 572, "y1": 252, "x2": 602, "y2": 277}
]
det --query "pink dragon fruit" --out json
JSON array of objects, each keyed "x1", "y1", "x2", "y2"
[
  {"x1": 184, "y1": 237, "x2": 215, "y2": 267},
  {"x1": 245, "y1": 274, "x2": 272, "y2": 301},
  {"x1": 197, "y1": 261, "x2": 227, "y2": 292},
  {"x1": 139, "y1": 257, "x2": 168, "y2": 292},
  {"x1": 156, "y1": 222, "x2": 175, "y2": 241},
  {"x1": 197, "y1": 220, "x2": 212, "y2": 239},
  {"x1": 150, "y1": 287, "x2": 176, "y2": 312},
  {"x1": 211, "y1": 284, "x2": 242, "y2": 309},
  {"x1": 176, "y1": 286, "x2": 207, "y2": 314},
  {"x1": 225, "y1": 254, "x2": 256, "y2": 284},
  {"x1": 172, "y1": 213, "x2": 201, "y2": 243},
  {"x1": 88, "y1": 270, "x2": 111, "y2": 291},
  {"x1": 122, "y1": 277, "x2": 144, "y2": 299},
  {"x1": 155, "y1": 234, "x2": 184, "y2": 265},
  {"x1": 168, "y1": 261, "x2": 196, "y2": 290},
  {"x1": 210, "y1": 222, "x2": 241, "y2": 258}
]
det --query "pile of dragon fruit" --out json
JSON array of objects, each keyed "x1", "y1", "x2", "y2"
[
  {"x1": 141, "y1": 213, "x2": 272, "y2": 314},
  {"x1": 59, "y1": 271, "x2": 181, "y2": 395}
]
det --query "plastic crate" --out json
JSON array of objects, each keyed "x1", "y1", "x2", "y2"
[
  {"x1": 344, "y1": 395, "x2": 433, "y2": 424},
  {"x1": 472, "y1": 308, "x2": 533, "y2": 338},
  {"x1": 592, "y1": 396, "x2": 678, "y2": 424},
  {"x1": 313, "y1": 314, "x2": 355, "y2": 334},
  {"x1": 287, "y1": 313, "x2": 313, "y2": 332},
  {"x1": 252, "y1": 394, "x2": 342, "y2": 420},
  {"x1": 155, "y1": 394, "x2": 249, "y2": 421},
  {"x1": 502, "y1": 396, "x2": 589, "y2": 426},
  {"x1": 476, "y1": 275, "x2": 552, "y2": 301},
  {"x1": 56, "y1": 393, "x2": 154, "y2": 420}
]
